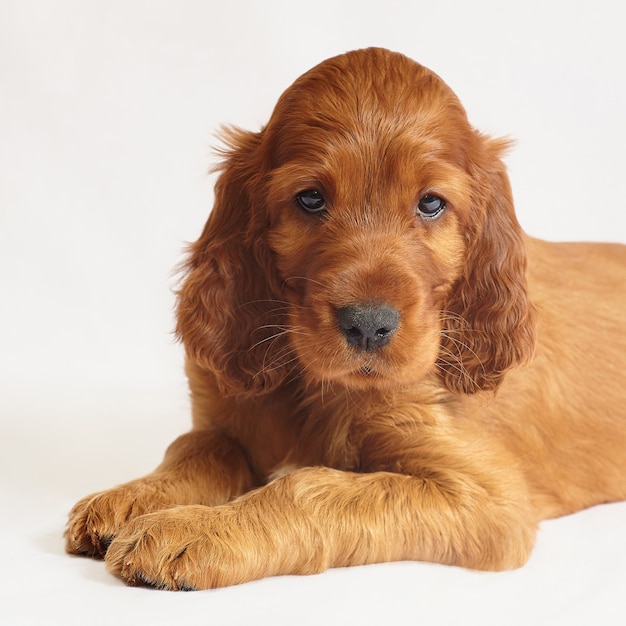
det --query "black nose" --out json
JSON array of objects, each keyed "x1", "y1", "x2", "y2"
[{"x1": 336, "y1": 304, "x2": 400, "y2": 351}]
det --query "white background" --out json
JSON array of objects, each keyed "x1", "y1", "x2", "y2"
[{"x1": 1, "y1": 1, "x2": 626, "y2": 624}]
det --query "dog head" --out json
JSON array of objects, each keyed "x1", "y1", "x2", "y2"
[{"x1": 177, "y1": 48, "x2": 536, "y2": 396}]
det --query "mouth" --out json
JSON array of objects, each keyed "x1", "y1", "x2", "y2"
[{"x1": 333, "y1": 357, "x2": 391, "y2": 389}]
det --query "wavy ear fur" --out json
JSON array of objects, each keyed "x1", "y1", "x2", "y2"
[
  {"x1": 439, "y1": 137, "x2": 537, "y2": 394},
  {"x1": 176, "y1": 127, "x2": 289, "y2": 397}
]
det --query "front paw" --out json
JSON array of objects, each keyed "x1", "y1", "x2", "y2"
[
  {"x1": 65, "y1": 480, "x2": 169, "y2": 558},
  {"x1": 105, "y1": 505, "x2": 278, "y2": 590}
]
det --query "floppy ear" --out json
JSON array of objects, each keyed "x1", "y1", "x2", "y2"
[
  {"x1": 439, "y1": 137, "x2": 537, "y2": 394},
  {"x1": 176, "y1": 127, "x2": 290, "y2": 397}
]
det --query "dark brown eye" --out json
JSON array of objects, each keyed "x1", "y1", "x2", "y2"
[
  {"x1": 417, "y1": 194, "x2": 446, "y2": 219},
  {"x1": 296, "y1": 189, "x2": 326, "y2": 213}
]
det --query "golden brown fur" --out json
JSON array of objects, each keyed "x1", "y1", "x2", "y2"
[{"x1": 65, "y1": 48, "x2": 626, "y2": 590}]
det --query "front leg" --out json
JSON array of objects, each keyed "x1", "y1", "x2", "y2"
[
  {"x1": 65, "y1": 430, "x2": 256, "y2": 557},
  {"x1": 105, "y1": 464, "x2": 537, "y2": 590}
]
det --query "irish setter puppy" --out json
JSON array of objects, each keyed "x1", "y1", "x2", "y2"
[{"x1": 66, "y1": 48, "x2": 626, "y2": 590}]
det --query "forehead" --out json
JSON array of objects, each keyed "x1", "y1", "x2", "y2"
[{"x1": 264, "y1": 50, "x2": 472, "y2": 172}]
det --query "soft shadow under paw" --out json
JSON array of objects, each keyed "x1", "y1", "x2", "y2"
[{"x1": 125, "y1": 570, "x2": 197, "y2": 592}]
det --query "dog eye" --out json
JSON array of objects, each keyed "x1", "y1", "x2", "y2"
[
  {"x1": 296, "y1": 189, "x2": 326, "y2": 214},
  {"x1": 417, "y1": 194, "x2": 446, "y2": 219}
]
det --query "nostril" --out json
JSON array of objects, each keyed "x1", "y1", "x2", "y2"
[
  {"x1": 345, "y1": 326, "x2": 363, "y2": 340},
  {"x1": 336, "y1": 304, "x2": 400, "y2": 350}
]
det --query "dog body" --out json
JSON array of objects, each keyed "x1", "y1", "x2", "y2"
[{"x1": 66, "y1": 48, "x2": 626, "y2": 590}]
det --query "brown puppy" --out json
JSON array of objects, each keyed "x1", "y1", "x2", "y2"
[{"x1": 66, "y1": 48, "x2": 626, "y2": 590}]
